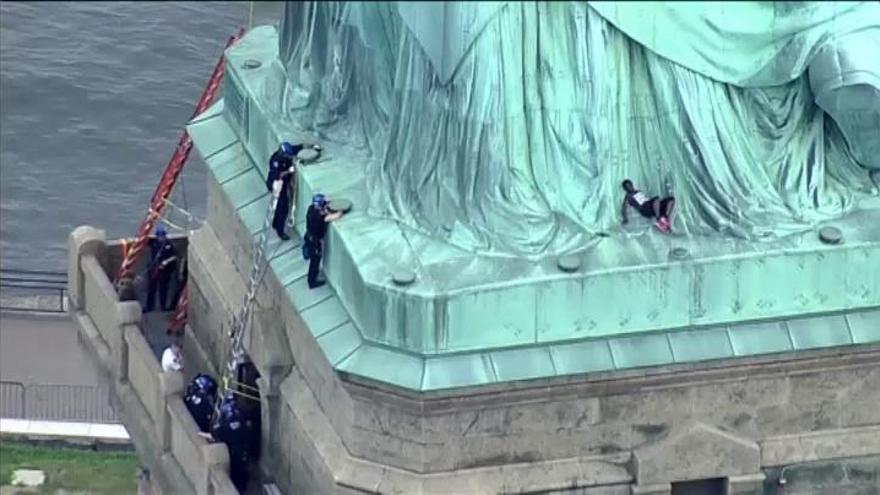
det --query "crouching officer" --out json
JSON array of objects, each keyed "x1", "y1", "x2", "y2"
[
  {"x1": 145, "y1": 225, "x2": 178, "y2": 312},
  {"x1": 267, "y1": 141, "x2": 322, "y2": 241},
  {"x1": 184, "y1": 374, "x2": 217, "y2": 433},
  {"x1": 304, "y1": 193, "x2": 343, "y2": 289}
]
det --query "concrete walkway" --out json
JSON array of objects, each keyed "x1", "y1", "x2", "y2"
[
  {"x1": 0, "y1": 312, "x2": 99, "y2": 386},
  {"x1": 0, "y1": 312, "x2": 132, "y2": 445},
  {"x1": 0, "y1": 418, "x2": 129, "y2": 443}
]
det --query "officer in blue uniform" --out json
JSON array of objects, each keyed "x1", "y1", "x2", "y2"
[
  {"x1": 266, "y1": 141, "x2": 322, "y2": 240},
  {"x1": 184, "y1": 374, "x2": 217, "y2": 433},
  {"x1": 304, "y1": 193, "x2": 343, "y2": 289},
  {"x1": 145, "y1": 225, "x2": 178, "y2": 312},
  {"x1": 211, "y1": 391, "x2": 260, "y2": 492}
]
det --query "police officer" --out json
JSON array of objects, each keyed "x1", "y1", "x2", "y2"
[
  {"x1": 184, "y1": 374, "x2": 217, "y2": 433},
  {"x1": 145, "y1": 225, "x2": 178, "y2": 312},
  {"x1": 304, "y1": 193, "x2": 343, "y2": 289},
  {"x1": 267, "y1": 141, "x2": 322, "y2": 240},
  {"x1": 211, "y1": 391, "x2": 257, "y2": 492}
]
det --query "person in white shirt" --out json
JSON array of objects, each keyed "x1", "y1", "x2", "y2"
[{"x1": 161, "y1": 343, "x2": 184, "y2": 372}]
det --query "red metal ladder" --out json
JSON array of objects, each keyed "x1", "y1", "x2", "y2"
[{"x1": 116, "y1": 28, "x2": 245, "y2": 332}]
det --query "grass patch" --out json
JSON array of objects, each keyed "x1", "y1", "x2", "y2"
[{"x1": 0, "y1": 441, "x2": 138, "y2": 494}]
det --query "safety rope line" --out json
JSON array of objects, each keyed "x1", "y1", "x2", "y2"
[
  {"x1": 222, "y1": 380, "x2": 260, "y2": 402},
  {"x1": 146, "y1": 208, "x2": 188, "y2": 233},
  {"x1": 138, "y1": 198, "x2": 204, "y2": 237},
  {"x1": 115, "y1": 27, "x2": 245, "y2": 284},
  {"x1": 162, "y1": 198, "x2": 200, "y2": 227}
]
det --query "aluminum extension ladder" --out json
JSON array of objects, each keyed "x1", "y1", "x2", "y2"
[{"x1": 220, "y1": 175, "x2": 292, "y2": 403}]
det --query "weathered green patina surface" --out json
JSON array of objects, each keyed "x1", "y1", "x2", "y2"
[{"x1": 188, "y1": 2, "x2": 880, "y2": 391}]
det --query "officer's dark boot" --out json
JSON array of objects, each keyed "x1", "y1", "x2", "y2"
[
  {"x1": 229, "y1": 450, "x2": 249, "y2": 492},
  {"x1": 159, "y1": 275, "x2": 172, "y2": 311},
  {"x1": 273, "y1": 212, "x2": 290, "y2": 241},
  {"x1": 308, "y1": 253, "x2": 324, "y2": 289},
  {"x1": 145, "y1": 278, "x2": 157, "y2": 312}
]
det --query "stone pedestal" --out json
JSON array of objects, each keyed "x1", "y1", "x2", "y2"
[
  {"x1": 68, "y1": 225, "x2": 106, "y2": 310},
  {"x1": 158, "y1": 371, "x2": 184, "y2": 452}
]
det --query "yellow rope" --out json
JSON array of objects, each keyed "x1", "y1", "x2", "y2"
[{"x1": 220, "y1": 376, "x2": 260, "y2": 402}]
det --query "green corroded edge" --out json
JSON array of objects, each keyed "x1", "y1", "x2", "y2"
[{"x1": 188, "y1": 97, "x2": 880, "y2": 393}]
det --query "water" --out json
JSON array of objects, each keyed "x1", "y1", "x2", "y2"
[{"x1": 0, "y1": 1, "x2": 281, "y2": 272}]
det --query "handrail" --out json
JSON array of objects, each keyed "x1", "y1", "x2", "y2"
[
  {"x1": 0, "y1": 380, "x2": 119, "y2": 423},
  {"x1": 1, "y1": 280, "x2": 67, "y2": 288},
  {"x1": 0, "y1": 268, "x2": 67, "y2": 278},
  {"x1": 0, "y1": 268, "x2": 68, "y2": 313}
]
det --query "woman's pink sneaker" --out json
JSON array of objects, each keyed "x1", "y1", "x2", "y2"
[{"x1": 655, "y1": 217, "x2": 671, "y2": 232}]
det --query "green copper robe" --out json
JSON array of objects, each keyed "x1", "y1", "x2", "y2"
[{"x1": 278, "y1": 1, "x2": 880, "y2": 257}]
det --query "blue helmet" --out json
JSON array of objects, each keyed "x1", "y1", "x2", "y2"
[
  {"x1": 155, "y1": 224, "x2": 167, "y2": 237},
  {"x1": 312, "y1": 193, "x2": 327, "y2": 207},
  {"x1": 280, "y1": 141, "x2": 295, "y2": 156},
  {"x1": 193, "y1": 374, "x2": 217, "y2": 397}
]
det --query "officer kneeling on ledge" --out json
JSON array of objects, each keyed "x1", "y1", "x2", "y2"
[
  {"x1": 266, "y1": 141, "x2": 321, "y2": 241},
  {"x1": 304, "y1": 193, "x2": 343, "y2": 289}
]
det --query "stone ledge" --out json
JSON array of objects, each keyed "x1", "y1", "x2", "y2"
[
  {"x1": 279, "y1": 366, "x2": 634, "y2": 494},
  {"x1": 74, "y1": 311, "x2": 193, "y2": 495},
  {"x1": 760, "y1": 425, "x2": 880, "y2": 467},
  {"x1": 69, "y1": 236, "x2": 237, "y2": 495},
  {"x1": 634, "y1": 422, "x2": 760, "y2": 485}
]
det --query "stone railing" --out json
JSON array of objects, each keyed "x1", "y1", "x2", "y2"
[
  {"x1": 168, "y1": 397, "x2": 231, "y2": 495},
  {"x1": 209, "y1": 467, "x2": 239, "y2": 495},
  {"x1": 82, "y1": 255, "x2": 123, "y2": 349},
  {"x1": 125, "y1": 325, "x2": 163, "y2": 423},
  {"x1": 68, "y1": 226, "x2": 237, "y2": 495}
]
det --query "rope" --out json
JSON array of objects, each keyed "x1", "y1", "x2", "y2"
[
  {"x1": 159, "y1": 198, "x2": 204, "y2": 231},
  {"x1": 225, "y1": 376, "x2": 259, "y2": 394}
]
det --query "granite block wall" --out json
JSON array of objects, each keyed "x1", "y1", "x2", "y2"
[{"x1": 182, "y1": 176, "x2": 880, "y2": 494}]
